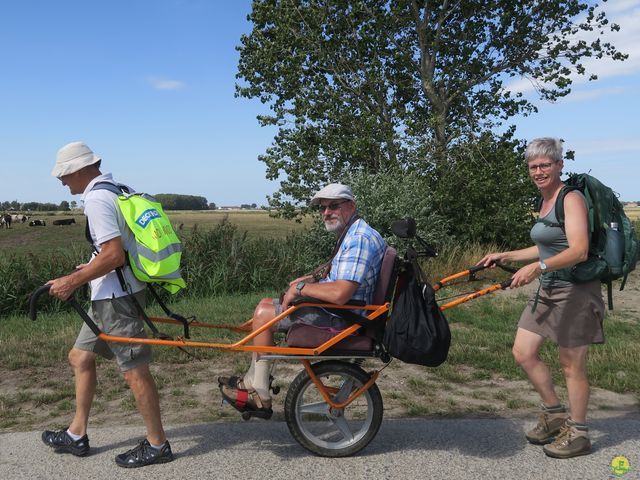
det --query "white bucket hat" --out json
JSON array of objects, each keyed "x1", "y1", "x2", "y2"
[
  {"x1": 51, "y1": 141, "x2": 101, "y2": 178},
  {"x1": 310, "y1": 183, "x2": 355, "y2": 205}
]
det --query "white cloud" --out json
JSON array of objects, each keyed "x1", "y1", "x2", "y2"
[
  {"x1": 568, "y1": 137, "x2": 640, "y2": 156},
  {"x1": 603, "y1": 0, "x2": 640, "y2": 14},
  {"x1": 147, "y1": 76, "x2": 185, "y2": 90},
  {"x1": 505, "y1": 1, "x2": 640, "y2": 96},
  {"x1": 561, "y1": 86, "x2": 626, "y2": 102}
]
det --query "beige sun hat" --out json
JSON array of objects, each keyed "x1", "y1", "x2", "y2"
[
  {"x1": 310, "y1": 183, "x2": 355, "y2": 205},
  {"x1": 51, "y1": 141, "x2": 101, "y2": 178}
]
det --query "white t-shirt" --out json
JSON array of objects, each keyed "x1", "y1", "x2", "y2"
[{"x1": 81, "y1": 173, "x2": 145, "y2": 300}]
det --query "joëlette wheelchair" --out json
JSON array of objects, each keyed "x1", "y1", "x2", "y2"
[{"x1": 29, "y1": 218, "x2": 515, "y2": 457}]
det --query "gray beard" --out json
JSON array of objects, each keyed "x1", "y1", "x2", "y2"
[{"x1": 324, "y1": 218, "x2": 344, "y2": 233}]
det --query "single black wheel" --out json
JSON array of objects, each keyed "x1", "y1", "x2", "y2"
[{"x1": 284, "y1": 360, "x2": 383, "y2": 457}]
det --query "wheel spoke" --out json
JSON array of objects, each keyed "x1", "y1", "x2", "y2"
[
  {"x1": 330, "y1": 414, "x2": 354, "y2": 442},
  {"x1": 286, "y1": 361, "x2": 383, "y2": 457},
  {"x1": 333, "y1": 378, "x2": 355, "y2": 403},
  {"x1": 298, "y1": 401, "x2": 330, "y2": 415}
]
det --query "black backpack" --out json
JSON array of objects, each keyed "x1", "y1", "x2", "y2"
[{"x1": 383, "y1": 250, "x2": 451, "y2": 367}]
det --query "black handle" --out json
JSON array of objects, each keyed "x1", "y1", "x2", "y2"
[
  {"x1": 28, "y1": 284, "x2": 103, "y2": 336},
  {"x1": 29, "y1": 285, "x2": 52, "y2": 320},
  {"x1": 500, "y1": 278, "x2": 513, "y2": 289},
  {"x1": 495, "y1": 262, "x2": 519, "y2": 274}
]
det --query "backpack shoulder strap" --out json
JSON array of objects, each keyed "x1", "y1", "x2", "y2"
[
  {"x1": 554, "y1": 185, "x2": 576, "y2": 226},
  {"x1": 90, "y1": 181, "x2": 131, "y2": 196},
  {"x1": 84, "y1": 181, "x2": 130, "y2": 250},
  {"x1": 545, "y1": 184, "x2": 580, "y2": 230}
]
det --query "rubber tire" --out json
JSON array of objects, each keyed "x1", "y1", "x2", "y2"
[{"x1": 284, "y1": 360, "x2": 383, "y2": 457}]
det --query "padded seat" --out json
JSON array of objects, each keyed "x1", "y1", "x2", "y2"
[{"x1": 286, "y1": 323, "x2": 373, "y2": 350}]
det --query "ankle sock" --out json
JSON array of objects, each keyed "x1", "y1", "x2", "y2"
[
  {"x1": 253, "y1": 358, "x2": 273, "y2": 401},
  {"x1": 542, "y1": 403, "x2": 566, "y2": 413},
  {"x1": 66, "y1": 429, "x2": 83, "y2": 441},
  {"x1": 567, "y1": 418, "x2": 588, "y2": 431},
  {"x1": 243, "y1": 353, "x2": 257, "y2": 390},
  {"x1": 149, "y1": 441, "x2": 166, "y2": 450}
]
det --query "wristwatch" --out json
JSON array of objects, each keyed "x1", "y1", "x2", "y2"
[
  {"x1": 296, "y1": 281, "x2": 306, "y2": 294},
  {"x1": 539, "y1": 260, "x2": 548, "y2": 272}
]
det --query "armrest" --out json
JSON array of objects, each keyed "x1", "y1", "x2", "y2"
[{"x1": 290, "y1": 296, "x2": 366, "y2": 307}]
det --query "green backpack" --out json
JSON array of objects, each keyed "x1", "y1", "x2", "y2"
[{"x1": 538, "y1": 173, "x2": 638, "y2": 309}]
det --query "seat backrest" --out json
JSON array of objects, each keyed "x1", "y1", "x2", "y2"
[{"x1": 372, "y1": 246, "x2": 398, "y2": 305}]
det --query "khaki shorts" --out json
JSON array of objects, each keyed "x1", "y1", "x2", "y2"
[
  {"x1": 74, "y1": 291, "x2": 152, "y2": 371},
  {"x1": 518, "y1": 280, "x2": 605, "y2": 347}
]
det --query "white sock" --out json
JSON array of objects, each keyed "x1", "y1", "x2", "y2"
[
  {"x1": 66, "y1": 429, "x2": 83, "y2": 441},
  {"x1": 253, "y1": 357, "x2": 272, "y2": 401},
  {"x1": 243, "y1": 353, "x2": 257, "y2": 390},
  {"x1": 149, "y1": 441, "x2": 165, "y2": 450}
]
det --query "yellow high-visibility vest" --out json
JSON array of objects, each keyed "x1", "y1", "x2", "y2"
[{"x1": 91, "y1": 182, "x2": 186, "y2": 294}]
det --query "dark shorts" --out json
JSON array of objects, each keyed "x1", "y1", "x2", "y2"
[
  {"x1": 74, "y1": 291, "x2": 152, "y2": 371},
  {"x1": 272, "y1": 298, "x2": 352, "y2": 333},
  {"x1": 518, "y1": 280, "x2": 605, "y2": 347}
]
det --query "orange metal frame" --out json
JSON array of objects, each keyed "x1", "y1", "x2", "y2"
[
  {"x1": 92, "y1": 267, "x2": 510, "y2": 407},
  {"x1": 434, "y1": 268, "x2": 509, "y2": 311},
  {"x1": 100, "y1": 301, "x2": 390, "y2": 355},
  {"x1": 98, "y1": 267, "x2": 508, "y2": 351}
]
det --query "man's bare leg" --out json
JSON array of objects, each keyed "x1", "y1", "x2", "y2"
[
  {"x1": 123, "y1": 364, "x2": 166, "y2": 446},
  {"x1": 68, "y1": 348, "x2": 97, "y2": 437}
]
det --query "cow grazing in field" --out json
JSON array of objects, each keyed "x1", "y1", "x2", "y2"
[
  {"x1": 1, "y1": 214, "x2": 11, "y2": 228},
  {"x1": 52, "y1": 218, "x2": 76, "y2": 226},
  {"x1": 29, "y1": 219, "x2": 46, "y2": 227},
  {"x1": 11, "y1": 214, "x2": 28, "y2": 223}
]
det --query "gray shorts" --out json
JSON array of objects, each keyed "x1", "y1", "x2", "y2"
[
  {"x1": 74, "y1": 291, "x2": 152, "y2": 372},
  {"x1": 273, "y1": 298, "x2": 351, "y2": 333}
]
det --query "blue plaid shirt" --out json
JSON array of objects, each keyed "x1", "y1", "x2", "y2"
[{"x1": 322, "y1": 218, "x2": 387, "y2": 304}]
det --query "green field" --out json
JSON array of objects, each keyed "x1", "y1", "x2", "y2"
[{"x1": 0, "y1": 210, "x2": 309, "y2": 256}]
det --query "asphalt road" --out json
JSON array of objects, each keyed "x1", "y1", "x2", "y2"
[{"x1": 2, "y1": 414, "x2": 639, "y2": 480}]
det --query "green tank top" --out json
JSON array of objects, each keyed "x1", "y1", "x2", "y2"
[{"x1": 531, "y1": 205, "x2": 572, "y2": 288}]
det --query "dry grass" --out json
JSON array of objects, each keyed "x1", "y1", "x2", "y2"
[
  {"x1": 625, "y1": 205, "x2": 640, "y2": 220},
  {"x1": 0, "y1": 210, "x2": 307, "y2": 256}
]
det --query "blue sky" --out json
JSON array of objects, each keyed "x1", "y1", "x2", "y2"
[{"x1": 1, "y1": 0, "x2": 638, "y2": 206}]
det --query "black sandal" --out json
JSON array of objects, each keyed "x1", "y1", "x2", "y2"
[
  {"x1": 217, "y1": 375, "x2": 244, "y2": 389},
  {"x1": 217, "y1": 375, "x2": 280, "y2": 394},
  {"x1": 219, "y1": 384, "x2": 273, "y2": 420}
]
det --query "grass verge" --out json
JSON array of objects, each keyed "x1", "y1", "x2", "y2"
[{"x1": 1, "y1": 287, "x2": 638, "y2": 431}]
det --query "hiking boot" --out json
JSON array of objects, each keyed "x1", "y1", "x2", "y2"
[
  {"x1": 115, "y1": 439, "x2": 174, "y2": 468},
  {"x1": 41, "y1": 428, "x2": 90, "y2": 457},
  {"x1": 525, "y1": 409, "x2": 569, "y2": 445},
  {"x1": 543, "y1": 423, "x2": 592, "y2": 459}
]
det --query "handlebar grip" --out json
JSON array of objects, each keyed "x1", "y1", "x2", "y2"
[
  {"x1": 468, "y1": 264, "x2": 487, "y2": 274},
  {"x1": 29, "y1": 285, "x2": 52, "y2": 321},
  {"x1": 495, "y1": 262, "x2": 519, "y2": 274},
  {"x1": 500, "y1": 278, "x2": 513, "y2": 289}
]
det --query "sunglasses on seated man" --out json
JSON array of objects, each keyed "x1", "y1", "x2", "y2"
[{"x1": 316, "y1": 200, "x2": 350, "y2": 212}]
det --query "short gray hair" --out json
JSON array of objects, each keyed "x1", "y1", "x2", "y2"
[{"x1": 525, "y1": 137, "x2": 563, "y2": 163}]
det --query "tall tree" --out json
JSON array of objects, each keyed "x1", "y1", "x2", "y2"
[{"x1": 237, "y1": 0, "x2": 625, "y2": 219}]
